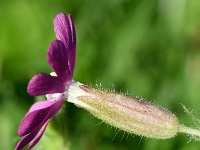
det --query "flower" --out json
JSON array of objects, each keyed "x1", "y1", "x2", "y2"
[
  {"x1": 16, "y1": 12, "x2": 200, "y2": 149},
  {"x1": 15, "y1": 13, "x2": 76, "y2": 150}
]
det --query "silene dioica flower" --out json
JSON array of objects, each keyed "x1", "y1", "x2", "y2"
[{"x1": 16, "y1": 13, "x2": 200, "y2": 150}]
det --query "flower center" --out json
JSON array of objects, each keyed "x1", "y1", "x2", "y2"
[{"x1": 46, "y1": 93, "x2": 64, "y2": 101}]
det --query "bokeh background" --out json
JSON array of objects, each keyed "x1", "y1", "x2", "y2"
[{"x1": 1, "y1": 0, "x2": 200, "y2": 150}]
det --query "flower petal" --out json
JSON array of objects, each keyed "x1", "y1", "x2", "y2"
[
  {"x1": 15, "y1": 121, "x2": 49, "y2": 150},
  {"x1": 18, "y1": 99, "x2": 64, "y2": 136},
  {"x1": 27, "y1": 73, "x2": 65, "y2": 96},
  {"x1": 47, "y1": 40, "x2": 72, "y2": 81},
  {"x1": 67, "y1": 14, "x2": 76, "y2": 74},
  {"x1": 28, "y1": 122, "x2": 49, "y2": 150},
  {"x1": 54, "y1": 13, "x2": 76, "y2": 75},
  {"x1": 28, "y1": 100, "x2": 58, "y2": 113}
]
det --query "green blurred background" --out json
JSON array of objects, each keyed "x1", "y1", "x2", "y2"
[{"x1": 1, "y1": 0, "x2": 200, "y2": 149}]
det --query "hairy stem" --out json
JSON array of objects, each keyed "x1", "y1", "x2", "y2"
[{"x1": 178, "y1": 125, "x2": 200, "y2": 137}]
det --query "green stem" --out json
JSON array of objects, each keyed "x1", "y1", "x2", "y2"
[{"x1": 178, "y1": 124, "x2": 200, "y2": 137}]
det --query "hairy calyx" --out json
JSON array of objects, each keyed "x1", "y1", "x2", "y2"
[{"x1": 67, "y1": 81, "x2": 200, "y2": 140}]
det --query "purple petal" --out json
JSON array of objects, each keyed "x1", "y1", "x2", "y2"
[
  {"x1": 28, "y1": 101, "x2": 58, "y2": 113},
  {"x1": 47, "y1": 40, "x2": 72, "y2": 81},
  {"x1": 15, "y1": 121, "x2": 49, "y2": 150},
  {"x1": 27, "y1": 73, "x2": 65, "y2": 96},
  {"x1": 54, "y1": 13, "x2": 72, "y2": 51},
  {"x1": 28, "y1": 122, "x2": 49, "y2": 150},
  {"x1": 15, "y1": 129, "x2": 38, "y2": 150},
  {"x1": 54, "y1": 13, "x2": 76, "y2": 75},
  {"x1": 67, "y1": 14, "x2": 76, "y2": 73},
  {"x1": 18, "y1": 99, "x2": 64, "y2": 136}
]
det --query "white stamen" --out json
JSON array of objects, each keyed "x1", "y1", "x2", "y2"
[{"x1": 50, "y1": 72, "x2": 57, "y2": 77}]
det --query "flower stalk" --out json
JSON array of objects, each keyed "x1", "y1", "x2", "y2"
[
  {"x1": 67, "y1": 81, "x2": 200, "y2": 140},
  {"x1": 178, "y1": 125, "x2": 200, "y2": 138}
]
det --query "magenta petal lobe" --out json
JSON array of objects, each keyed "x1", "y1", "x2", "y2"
[
  {"x1": 27, "y1": 73, "x2": 65, "y2": 96},
  {"x1": 54, "y1": 13, "x2": 76, "y2": 75},
  {"x1": 16, "y1": 99, "x2": 64, "y2": 150},
  {"x1": 15, "y1": 128, "x2": 39, "y2": 150},
  {"x1": 18, "y1": 99, "x2": 64, "y2": 136},
  {"x1": 28, "y1": 122, "x2": 49, "y2": 150},
  {"x1": 48, "y1": 40, "x2": 72, "y2": 81},
  {"x1": 15, "y1": 121, "x2": 49, "y2": 150},
  {"x1": 54, "y1": 13, "x2": 72, "y2": 50},
  {"x1": 67, "y1": 14, "x2": 76, "y2": 73}
]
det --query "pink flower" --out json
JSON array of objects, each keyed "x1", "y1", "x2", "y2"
[{"x1": 15, "y1": 13, "x2": 76, "y2": 150}]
